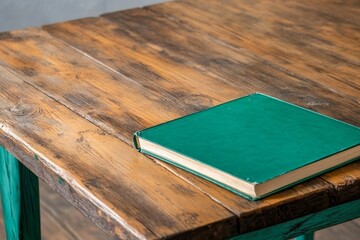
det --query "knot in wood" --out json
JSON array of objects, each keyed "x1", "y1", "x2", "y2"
[{"x1": 9, "y1": 103, "x2": 42, "y2": 117}]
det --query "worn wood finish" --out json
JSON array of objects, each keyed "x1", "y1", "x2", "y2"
[
  {"x1": 43, "y1": 11, "x2": 360, "y2": 127},
  {"x1": 1, "y1": 183, "x2": 360, "y2": 240},
  {"x1": 232, "y1": 199, "x2": 360, "y2": 240},
  {"x1": 0, "y1": 0, "x2": 359, "y2": 239},
  {"x1": 40, "y1": 1, "x2": 359, "y2": 235},
  {"x1": 0, "y1": 146, "x2": 41, "y2": 240},
  {"x1": 148, "y1": 0, "x2": 360, "y2": 100},
  {"x1": 0, "y1": 28, "x2": 187, "y2": 142},
  {"x1": 0, "y1": 66, "x2": 236, "y2": 239},
  {"x1": 0, "y1": 16, "x2": 349, "y2": 235}
]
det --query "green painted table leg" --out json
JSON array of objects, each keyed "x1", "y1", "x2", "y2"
[
  {"x1": 0, "y1": 146, "x2": 41, "y2": 240},
  {"x1": 295, "y1": 232, "x2": 314, "y2": 240},
  {"x1": 231, "y1": 199, "x2": 360, "y2": 240}
]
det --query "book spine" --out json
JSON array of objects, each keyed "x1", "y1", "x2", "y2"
[{"x1": 133, "y1": 132, "x2": 141, "y2": 151}]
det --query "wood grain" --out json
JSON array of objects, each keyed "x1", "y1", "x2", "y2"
[
  {"x1": 43, "y1": 10, "x2": 359, "y2": 127},
  {"x1": 0, "y1": 28, "x2": 188, "y2": 142},
  {"x1": 42, "y1": 3, "x2": 360, "y2": 233},
  {"x1": 0, "y1": 65, "x2": 236, "y2": 239},
  {"x1": 1, "y1": 182, "x2": 359, "y2": 240},
  {"x1": 232, "y1": 199, "x2": 360, "y2": 240},
  {"x1": 148, "y1": 0, "x2": 360, "y2": 100},
  {"x1": 0, "y1": 0, "x2": 359, "y2": 239}
]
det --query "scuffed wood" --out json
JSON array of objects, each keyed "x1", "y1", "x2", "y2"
[
  {"x1": 320, "y1": 161, "x2": 360, "y2": 203},
  {"x1": 232, "y1": 199, "x2": 360, "y2": 240},
  {"x1": 42, "y1": 4, "x2": 360, "y2": 234},
  {"x1": 148, "y1": 0, "x2": 360, "y2": 100},
  {"x1": 0, "y1": 66, "x2": 236, "y2": 239},
  {"x1": 43, "y1": 8, "x2": 359, "y2": 126},
  {"x1": 0, "y1": 28, "x2": 188, "y2": 141},
  {"x1": 0, "y1": 0, "x2": 359, "y2": 238}
]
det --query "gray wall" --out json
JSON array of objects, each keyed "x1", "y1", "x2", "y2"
[{"x1": 0, "y1": 0, "x2": 165, "y2": 32}]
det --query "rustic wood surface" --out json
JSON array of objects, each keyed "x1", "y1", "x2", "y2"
[
  {"x1": 233, "y1": 199, "x2": 360, "y2": 240},
  {"x1": 0, "y1": 65, "x2": 235, "y2": 239},
  {"x1": 1, "y1": 181, "x2": 359, "y2": 240},
  {"x1": 0, "y1": 0, "x2": 359, "y2": 239}
]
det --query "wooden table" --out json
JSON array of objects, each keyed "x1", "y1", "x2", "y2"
[{"x1": 0, "y1": 0, "x2": 359, "y2": 239}]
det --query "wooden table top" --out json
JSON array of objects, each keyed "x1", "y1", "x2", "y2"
[{"x1": 0, "y1": 0, "x2": 359, "y2": 239}]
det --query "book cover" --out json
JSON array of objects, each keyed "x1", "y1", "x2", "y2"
[{"x1": 133, "y1": 93, "x2": 360, "y2": 200}]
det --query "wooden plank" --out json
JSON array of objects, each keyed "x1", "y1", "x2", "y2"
[
  {"x1": 0, "y1": 5, "x2": 352, "y2": 236},
  {"x1": 0, "y1": 146, "x2": 41, "y2": 240},
  {"x1": 2, "y1": 196, "x2": 360, "y2": 240},
  {"x1": 0, "y1": 1, "x2": 358, "y2": 238},
  {"x1": 232, "y1": 198, "x2": 360, "y2": 240},
  {"x1": 41, "y1": 7, "x2": 360, "y2": 232},
  {"x1": 0, "y1": 29, "x2": 189, "y2": 142},
  {"x1": 169, "y1": 166, "x2": 357, "y2": 234},
  {"x1": 286, "y1": 0, "x2": 360, "y2": 27},
  {"x1": 320, "y1": 161, "x2": 360, "y2": 203},
  {"x1": 0, "y1": 65, "x2": 236, "y2": 239},
  {"x1": 42, "y1": 12, "x2": 360, "y2": 127},
  {"x1": 147, "y1": 0, "x2": 360, "y2": 100},
  {"x1": 100, "y1": 7, "x2": 360, "y2": 124}
]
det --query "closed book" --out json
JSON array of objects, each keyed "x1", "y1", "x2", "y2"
[{"x1": 133, "y1": 93, "x2": 360, "y2": 200}]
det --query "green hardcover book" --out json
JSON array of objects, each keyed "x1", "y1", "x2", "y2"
[{"x1": 133, "y1": 93, "x2": 360, "y2": 200}]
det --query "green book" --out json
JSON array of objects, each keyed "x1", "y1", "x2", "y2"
[{"x1": 133, "y1": 93, "x2": 360, "y2": 200}]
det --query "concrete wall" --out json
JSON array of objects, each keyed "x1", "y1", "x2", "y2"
[{"x1": 0, "y1": 0, "x2": 165, "y2": 32}]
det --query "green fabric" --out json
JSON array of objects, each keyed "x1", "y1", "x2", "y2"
[{"x1": 135, "y1": 93, "x2": 360, "y2": 185}]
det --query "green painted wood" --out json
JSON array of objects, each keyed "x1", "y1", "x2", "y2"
[
  {"x1": 231, "y1": 198, "x2": 360, "y2": 240},
  {"x1": 295, "y1": 232, "x2": 314, "y2": 240},
  {"x1": 0, "y1": 146, "x2": 41, "y2": 240}
]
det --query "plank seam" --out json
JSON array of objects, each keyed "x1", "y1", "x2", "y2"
[
  {"x1": 40, "y1": 26, "x2": 191, "y2": 111},
  {"x1": 143, "y1": 5, "x2": 360, "y2": 106},
  {"x1": 40, "y1": 12, "x2": 356, "y2": 218},
  {"x1": 0, "y1": 66, "x2": 156, "y2": 240},
  {"x1": 1, "y1": 62, "x2": 239, "y2": 239},
  {"x1": 0, "y1": 9, "x2": 357, "y2": 238},
  {"x1": 29, "y1": 28, "x2": 243, "y2": 217},
  {"x1": 175, "y1": 1, "x2": 360, "y2": 68}
]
